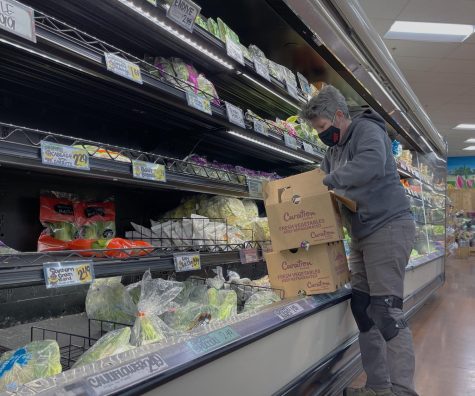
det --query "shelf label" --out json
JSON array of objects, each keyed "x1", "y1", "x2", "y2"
[
  {"x1": 274, "y1": 302, "x2": 304, "y2": 321},
  {"x1": 43, "y1": 260, "x2": 94, "y2": 289},
  {"x1": 104, "y1": 53, "x2": 143, "y2": 84},
  {"x1": 284, "y1": 134, "x2": 299, "y2": 150},
  {"x1": 239, "y1": 248, "x2": 260, "y2": 264},
  {"x1": 297, "y1": 72, "x2": 312, "y2": 96},
  {"x1": 186, "y1": 91, "x2": 212, "y2": 115},
  {"x1": 187, "y1": 326, "x2": 239, "y2": 355},
  {"x1": 0, "y1": 0, "x2": 36, "y2": 43},
  {"x1": 166, "y1": 0, "x2": 201, "y2": 33},
  {"x1": 226, "y1": 37, "x2": 245, "y2": 65},
  {"x1": 254, "y1": 59, "x2": 270, "y2": 81},
  {"x1": 41, "y1": 141, "x2": 90, "y2": 171},
  {"x1": 303, "y1": 142, "x2": 314, "y2": 154},
  {"x1": 225, "y1": 101, "x2": 245, "y2": 128},
  {"x1": 132, "y1": 160, "x2": 166, "y2": 182},
  {"x1": 253, "y1": 119, "x2": 268, "y2": 136},
  {"x1": 174, "y1": 252, "x2": 201, "y2": 272},
  {"x1": 247, "y1": 177, "x2": 263, "y2": 198},
  {"x1": 286, "y1": 80, "x2": 299, "y2": 100}
]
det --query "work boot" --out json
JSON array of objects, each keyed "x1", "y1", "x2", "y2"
[{"x1": 343, "y1": 387, "x2": 395, "y2": 396}]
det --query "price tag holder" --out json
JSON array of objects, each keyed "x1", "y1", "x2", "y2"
[
  {"x1": 302, "y1": 142, "x2": 315, "y2": 154},
  {"x1": 247, "y1": 177, "x2": 263, "y2": 198},
  {"x1": 186, "y1": 92, "x2": 212, "y2": 115},
  {"x1": 225, "y1": 102, "x2": 246, "y2": 128},
  {"x1": 239, "y1": 248, "x2": 260, "y2": 264},
  {"x1": 284, "y1": 134, "x2": 299, "y2": 150},
  {"x1": 187, "y1": 326, "x2": 239, "y2": 355},
  {"x1": 174, "y1": 252, "x2": 201, "y2": 272},
  {"x1": 297, "y1": 72, "x2": 312, "y2": 96},
  {"x1": 253, "y1": 119, "x2": 268, "y2": 136},
  {"x1": 226, "y1": 37, "x2": 245, "y2": 65},
  {"x1": 0, "y1": 0, "x2": 36, "y2": 42},
  {"x1": 274, "y1": 302, "x2": 305, "y2": 321},
  {"x1": 43, "y1": 260, "x2": 94, "y2": 289},
  {"x1": 286, "y1": 81, "x2": 300, "y2": 100},
  {"x1": 254, "y1": 59, "x2": 270, "y2": 81},
  {"x1": 104, "y1": 53, "x2": 143, "y2": 84},
  {"x1": 166, "y1": 0, "x2": 201, "y2": 33},
  {"x1": 132, "y1": 160, "x2": 166, "y2": 182},
  {"x1": 41, "y1": 141, "x2": 90, "y2": 171}
]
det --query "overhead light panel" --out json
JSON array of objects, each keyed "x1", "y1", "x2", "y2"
[
  {"x1": 455, "y1": 124, "x2": 475, "y2": 130},
  {"x1": 463, "y1": 146, "x2": 475, "y2": 151},
  {"x1": 385, "y1": 21, "x2": 475, "y2": 42},
  {"x1": 465, "y1": 138, "x2": 475, "y2": 143}
]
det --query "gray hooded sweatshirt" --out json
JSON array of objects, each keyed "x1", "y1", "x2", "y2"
[{"x1": 321, "y1": 109, "x2": 411, "y2": 240}]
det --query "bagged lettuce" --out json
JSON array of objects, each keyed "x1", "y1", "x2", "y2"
[
  {"x1": 242, "y1": 199, "x2": 259, "y2": 220},
  {"x1": 73, "y1": 327, "x2": 132, "y2": 368},
  {"x1": 243, "y1": 291, "x2": 281, "y2": 313},
  {"x1": 217, "y1": 18, "x2": 240, "y2": 44},
  {"x1": 195, "y1": 14, "x2": 208, "y2": 31},
  {"x1": 207, "y1": 288, "x2": 237, "y2": 321},
  {"x1": 162, "y1": 302, "x2": 215, "y2": 332},
  {"x1": 207, "y1": 18, "x2": 220, "y2": 38},
  {"x1": 0, "y1": 340, "x2": 61, "y2": 392},
  {"x1": 251, "y1": 218, "x2": 271, "y2": 241},
  {"x1": 86, "y1": 277, "x2": 136, "y2": 326},
  {"x1": 131, "y1": 271, "x2": 183, "y2": 346}
]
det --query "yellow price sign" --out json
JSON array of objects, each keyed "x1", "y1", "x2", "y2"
[
  {"x1": 174, "y1": 253, "x2": 201, "y2": 272},
  {"x1": 43, "y1": 260, "x2": 95, "y2": 289},
  {"x1": 104, "y1": 52, "x2": 143, "y2": 85},
  {"x1": 41, "y1": 141, "x2": 90, "y2": 171},
  {"x1": 132, "y1": 160, "x2": 166, "y2": 183},
  {"x1": 75, "y1": 262, "x2": 93, "y2": 283}
]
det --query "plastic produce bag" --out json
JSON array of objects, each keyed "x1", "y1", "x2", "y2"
[
  {"x1": 268, "y1": 60, "x2": 285, "y2": 82},
  {"x1": 197, "y1": 196, "x2": 249, "y2": 230},
  {"x1": 242, "y1": 199, "x2": 259, "y2": 220},
  {"x1": 207, "y1": 18, "x2": 220, "y2": 38},
  {"x1": 206, "y1": 266, "x2": 225, "y2": 289},
  {"x1": 75, "y1": 199, "x2": 116, "y2": 240},
  {"x1": 251, "y1": 218, "x2": 271, "y2": 241},
  {"x1": 243, "y1": 291, "x2": 281, "y2": 313},
  {"x1": 73, "y1": 327, "x2": 133, "y2": 368},
  {"x1": 197, "y1": 74, "x2": 220, "y2": 105},
  {"x1": 195, "y1": 14, "x2": 208, "y2": 31},
  {"x1": 162, "y1": 302, "x2": 215, "y2": 332},
  {"x1": 207, "y1": 288, "x2": 237, "y2": 321},
  {"x1": 131, "y1": 271, "x2": 183, "y2": 346},
  {"x1": 249, "y1": 45, "x2": 268, "y2": 66},
  {"x1": 86, "y1": 277, "x2": 137, "y2": 326},
  {"x1": 0, "y1": 340, "x2": 61, "y2": 392},
  {"x1": 217, "y1": 18, "x2": 240, "y2": 44}
]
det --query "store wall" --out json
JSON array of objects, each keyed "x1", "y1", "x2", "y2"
[{"x1": 448, "y1": 156, "x2": 475, "y2": 189}]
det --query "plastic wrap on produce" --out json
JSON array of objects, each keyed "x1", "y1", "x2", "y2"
[
  {"x1": 217, "y1": 18, "x2": 240, "y2": 44},
  {"x1": 207, "y1": 18, "x2": 220, "y2": 38},
  {"x1": 249, "y1": 44, "x2": 269, "y2": 66},
  {"x1": 0, "y1": 340, "x2": 62, "y2": 392},
  {"x1": 268, "y1": 60, "x2": 285, "y2": 82},
  {"x1": 206, "y1": 266, "x2": 225, "y2": 290},
  {"x1": 242, "y1": 199, "x2": 259, "y2": 220},
  {"x1": 131, "y1": 271, "x2": 183, "y2": 346},
  {"x1": 86, "y1": 277, "x2": 136, "y2": 326},
  {"x1": 251, "y1": 217, "x2": 271, "y2": 241},
  {"x1": 243, "y1": 291, "x2": 281, "y2": 313},
  {"x1": 72, "y1": 327, "x2": 133, "y2": 368},
  {"x1": 207, "y1": 288, "x2": 238, "y2": 321}
]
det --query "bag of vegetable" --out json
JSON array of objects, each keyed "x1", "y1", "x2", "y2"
[
  {"x1": 131, "y1": 271, "x2": 183, "y2": 346},
  {"x1": 72, "y1": 327, "x2": 133, "y2": 368},
  {"x1": 243, "y1": 291, "x2": 281, "y2": 313},
  {"x1": 0, "y1": 340, "x2": 61, "y2": 392},
  {"x1": 75, "y1": 199, "x2": 116, "y2": 240}
]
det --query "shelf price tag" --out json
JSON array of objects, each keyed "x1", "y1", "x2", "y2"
[
  {"x1": 254, "y1": 59, "x2": 270, "y2": 81},
  {"x1": 186, "y1": 91, "x2": 212, "y2": 115},
  {"x1": 284, "y1": 134, "x2": 299, "y2": 150},
  {"x1": 286, "y1": 80, "x2": 300, "y2": 100},
  {"x1": 187, "y1": 326, "x2": 239, "y2": 355},
  {"x1": 41, "y1": 141, "x2": 90, "y2": 171},
  {"x1": 274, "y1": 302, "x2": 304, "y2": 321},
  {"x1": 166, "y1": 0, "x2": 201, "y2": 33},
  {"x1": 239, "y1": 248, "x2": 260, "y2": 264},
  {"x1": 253, "y1": 119, "x2": 268, "y2": 136},
  {"x1": 225, "y1": 102, "x2": 246, "y2": 128},
  {"x1": 297, "y1": 72, "x2": 312, "y2": 96},
  {"x1": 0, "y1": 0, "x2": 36, "y2": 43},
  {"x1": 43, "y1": 260, "x2": 94, "y2": 289},
  {"x1": 302, "y1": 142, "x2": 315, "y2": 154},
  {"x1": 104, "y1": 53, "x2": 143, "y2": 84},
  {"x1": 247, "y1": 177, "x2": 263, "y2": 198},
  {"x1": 132, "y1": 160, "x2": 166, "y2": 182},
  {"x1": 226, "y1": 37, "x2": 245, "y2": 65},
  {"x1": 174, "y1": 252, "x2": 201, "y2": 272}
]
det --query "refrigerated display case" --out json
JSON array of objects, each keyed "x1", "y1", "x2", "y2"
[{"x1": 0, "y1": 0, "x2": 446, "y2": 395}]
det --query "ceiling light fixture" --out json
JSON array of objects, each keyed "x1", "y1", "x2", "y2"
[
  {"x1": 455, "y1": 124, "x2": 475, "y2": 130},
  {"x1": 465, "y1": 138, "x2": 475, "y2": 143},
  {"x1": 385, "y1": 21, "x2": 475, "y2": 42},
  {"x1": 116, "y1": 0, "x2": 234, "y2": 70},
  {"x1": 368, "y1": 71, "x2": 401, "y2": 111},
  {"x1": 463, "y1": 146, "x2": 475, "y2": 151},
  {"x1": 227, "y1": 131, "x2": 315, "y2": 163}
]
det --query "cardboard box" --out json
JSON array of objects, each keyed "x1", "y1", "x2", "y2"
[
  {"x1": 263, "y1": 169, "x2": 356, "y2": 252},
  {"x1": 265, "y1": 241, "x2": 350, "y2": 297}
]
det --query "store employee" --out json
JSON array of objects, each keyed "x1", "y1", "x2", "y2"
[{"x1": 301, "y1": 86, "x2": 418, "y2": 396}]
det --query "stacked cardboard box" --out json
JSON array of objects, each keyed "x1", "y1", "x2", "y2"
[{"x1": 263, "y1": 169, "x2": 353, "y2": 297}]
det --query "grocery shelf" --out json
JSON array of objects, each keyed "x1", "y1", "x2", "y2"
[{"x1": 0, "y1": 6, "x2": 322, "y2": 166}]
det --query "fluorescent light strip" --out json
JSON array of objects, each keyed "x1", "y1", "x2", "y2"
[
  {"x1": 465, "y1": 138, "x2": 475, "y2": 143},
  {"x1": 240, "y1": 73, "x2": 302, "y2": 111},
  {"x1": 227, "y1": 131, "x2": 314, "y2": 163},
  {"x1": 463, "y1": 146, "x2": 475, "y2": 151},
  {"x1": 116, "y1": 0, "x2": 233, "y2": 70},
  {"x1": 455, "y1": 124, "x2": 475, "y2": 130},
  {"x1": 385, "y1": 21, "x2": 474, "y2": 42},
  {"x1": 368, "y1": 71, "x2": 401, "y2": 111}
]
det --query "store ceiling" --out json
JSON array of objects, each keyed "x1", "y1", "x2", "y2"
[{"x1": 358, "y1": 0, "x2": 475, "y2": 157}]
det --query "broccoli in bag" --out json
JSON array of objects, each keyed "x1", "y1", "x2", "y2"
[
  {"x1": 131, "y1": 271, "x2": 183, "y2": 347},
  {"x1": 73, "y1": 327, "x2": 133, "y2": 368},
  {"x1": 0, "y1": 340, "x2": 61, "y2": 392}
]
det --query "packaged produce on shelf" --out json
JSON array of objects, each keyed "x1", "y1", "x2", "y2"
[
  {"x1": 72, "y1": 145, "x2": 131, "y2": 163},
  {"x1": 195, "y1": 14, "x2": 208, "y2": 31},
  {"x1": 0, "y1": 240, "x2": 18, "y2": 254},
  {"x1": 206, "y1": 266, "x2": 225, "y2": 290},
  {"x1": 0, "y1": 340, "x2": 62, "y2": 392},
  {"x1": 86, "y1": 277, "x2": 137, "y2": 326},
  {"x1": 243, "y1": 290, "x2": 281, "y2": 313},
  {"x1": 241, "y1": 44, "x2": 252, "y2": 61},
  {"x1": 75, "y1": 199, "x2": 116, "y2": 240},
  {"x1": 207, "y1": 18, "x2": 220, "y2": 38},
  {"x1": 242, "y1": 199, "x2": 259, "y2": 220},
  {"x1": 249, "y1": 44, "x2": 269, "y2": 67},
  {"x1": 73, "y1": 327, "x2": 133, "y2": 368},
  {"x1": 268, "y1": 60, "x2": 286, "y2": 83},
  {"x1": 131, "y1": 271, "x2": 183, "y2": 347},
  {"x1": 217, "y1": 18, "x2": 240, "y2": 44},
  {"x1": 207, "y1": 288, "x2": 238, "y2": 321},
  {"x1": 251, "y1": 218, "x2": 271, "y2": 241}
]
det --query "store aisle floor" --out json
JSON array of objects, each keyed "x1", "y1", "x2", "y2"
[{"x1": 352, "y1": 256, "x2": 475, "y2": 396}]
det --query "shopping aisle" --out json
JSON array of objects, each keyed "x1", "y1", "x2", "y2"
[{"x1": 353, "y1": 256, "x2": 475, "y2": 396}]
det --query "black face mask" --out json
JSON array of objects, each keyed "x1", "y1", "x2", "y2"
[{"x1": 319, "y1": 125, "x2": 341, "y2": 147}]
